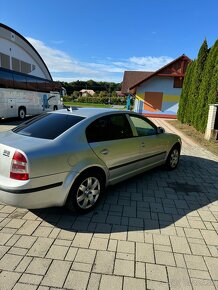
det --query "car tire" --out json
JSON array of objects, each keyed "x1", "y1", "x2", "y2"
[
  {"x1": 165, "y1": 145, "x2": 180, "y2": 170},
  {"x1": 18, "y1": 107, "x2": 26, "y2": 120},
  {"x1": 66, "y1": 171, "x2": 104, "y2": 213}
]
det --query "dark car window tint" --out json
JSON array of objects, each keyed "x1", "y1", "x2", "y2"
[
  {"x1": 130, "y1": 115, "x2": 157, "y2": 136},
  {"x1": 86, "y1": 114, "x2": 133, "y2": 142},
  {"x1": 12, "y1": 113, "x2": 85, "y2": 140}
]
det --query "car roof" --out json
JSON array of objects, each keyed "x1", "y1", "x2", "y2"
[{"x1": 51, "y1": 107, "x2": 126, "y2": 118}]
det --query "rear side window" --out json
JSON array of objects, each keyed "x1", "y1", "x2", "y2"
[
  {"x1": 12, "y1": 113, "x2": 85, "y2": 140},
  {"x1": 86, "y1": 114, "x2": 133, "y2": 142}
]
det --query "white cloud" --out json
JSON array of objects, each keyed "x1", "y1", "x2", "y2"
[
  {"x1": 26, "y1": 37, "x2": 174, "y2": 82},
  {"x1": 27, "y1": 37, "x2": 93, "y2": 74},
  {"x1": 128, "y1": 56, "x2": 174, "y2": 71}
]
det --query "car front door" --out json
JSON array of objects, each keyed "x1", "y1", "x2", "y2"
[
  {"x1": 86, "y1": 113, "x2": 143, "y2": 184},
  {"x1": 128, "y1": 114, "x2": 168, "y2": 168}
]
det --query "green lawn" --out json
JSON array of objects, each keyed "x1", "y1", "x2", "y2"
[{"x1": 64, "y1": 102, "x2": 112, "y2": 108}]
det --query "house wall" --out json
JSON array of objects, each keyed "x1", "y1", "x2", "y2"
[{"x1": 135, "y1": 76, "x2": 182, "y2": 117}]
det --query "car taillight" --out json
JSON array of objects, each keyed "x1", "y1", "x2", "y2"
[{"x1": 10, "y1": 151, "x2": 29, "y2": 180}]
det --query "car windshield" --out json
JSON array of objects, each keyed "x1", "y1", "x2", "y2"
[{"x1": 12, "y1": 113, "x2": 85, "y2": 140}]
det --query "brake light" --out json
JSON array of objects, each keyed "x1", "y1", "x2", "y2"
[{"x1": 10, "y1": 151, "x2": 29, "y2": 180}]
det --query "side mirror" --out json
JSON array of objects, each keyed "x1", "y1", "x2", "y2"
[{"x1": 157, "y1": 127, "x2": 165, "y2": 134}]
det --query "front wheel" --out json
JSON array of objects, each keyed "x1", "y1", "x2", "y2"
[
  {"x1": 66, "y1": 171, "x2": 104, "y2": 213},
  {"x1": 165, "y1": 146, "x2": 180, "y2": 170}
]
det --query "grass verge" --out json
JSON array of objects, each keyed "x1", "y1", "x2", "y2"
[{"x1": 166, "y1": 120, "x2": 218, "y2": 156}]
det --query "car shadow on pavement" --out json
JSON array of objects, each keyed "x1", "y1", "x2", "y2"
[{"x1": 31, "y1": 155, "x2": 218, "y2": 234}]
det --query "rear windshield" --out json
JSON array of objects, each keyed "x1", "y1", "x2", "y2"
[{"x1": 12, "y1": 113, "x2": 85, "y2": 140}]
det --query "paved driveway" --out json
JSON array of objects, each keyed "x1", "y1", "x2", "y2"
[{"x1": 0, "y1": 118, "x2": 218, "y2": 290}]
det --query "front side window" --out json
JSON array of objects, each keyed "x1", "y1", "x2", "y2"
[
  {"x1": 86, "y1": 114, "x2": 133, "y2": 142},
  {"x1": 13, "y1": 113, "x2": 85, "y2": 140},
  {"x1": 129, "y1": 115, "x2": 157, "y2": 136}
]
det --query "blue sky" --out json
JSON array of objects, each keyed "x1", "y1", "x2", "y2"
[{"x1": 1, "y1": 0, "x2": 218, "y2": 83}]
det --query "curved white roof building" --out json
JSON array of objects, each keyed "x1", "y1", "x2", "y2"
[{"x1": 0, "y1": 23, "x2": 52, "y2": 80}]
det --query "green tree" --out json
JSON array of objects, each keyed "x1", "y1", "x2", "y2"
[
  {"x1": 196, "y1": 40, "x2": 218, "y2": 132},
  {"x1": 178, "y1": 61, "x2": 193, "y2": 123},
  {"x1": 183, "y1": 60, "x2": 197, "y2": 124},
  {"x1": 72, "y1": 91, "x2": 80, "y2": 99},
  {"x1": 208, "y1": 42, "x2": 218, "y2": 105},
  {"x1": 191, "y1": 40, "x2": 208, "y2": 127}
]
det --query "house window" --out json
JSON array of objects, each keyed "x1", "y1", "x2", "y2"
[{"x1": 174, "y1": 77, "x2": 183, "y2": 88}]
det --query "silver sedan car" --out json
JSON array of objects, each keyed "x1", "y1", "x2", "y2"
[{"x1": 0, "y1": 108, "x2": 181, "y2": 213}]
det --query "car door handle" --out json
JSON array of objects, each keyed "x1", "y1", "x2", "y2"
[{"x1": 100, "y1": 149, "x2": 109, "y2": 155}]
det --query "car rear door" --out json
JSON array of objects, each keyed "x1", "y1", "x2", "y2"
[{"x1": 86, "y1": 113, "x2": 143, "y2": 184}]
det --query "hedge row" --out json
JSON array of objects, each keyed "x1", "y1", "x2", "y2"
[
  {"x1": 63, "y1": 96, "x2": 127, "y2": 105},
  {"x1": 178, "y1": 39, "x2": 218, "y2": 133}
]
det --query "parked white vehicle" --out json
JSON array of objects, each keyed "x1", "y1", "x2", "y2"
[{"x1": 0, "y1": 68, "x2": 64, "y2": 119}]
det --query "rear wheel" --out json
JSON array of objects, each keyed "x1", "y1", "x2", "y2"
[
  {"x1": 66, "y1": 171, "x2": 104, "y2": 213},
  {"x1": 165, "y1": 145, "x2": 180, "y2": 170},
  {"x1": 18, "y1": 107, "x2": 26, "y2": 120}
]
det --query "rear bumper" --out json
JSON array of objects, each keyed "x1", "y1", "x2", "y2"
[{"x1": 0, "y1": 182, "x2": 64, "y2": 209}]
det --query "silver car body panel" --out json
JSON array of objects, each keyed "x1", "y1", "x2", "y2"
[{"x1": 0, "y1": 108, "x2": 181, "y2": 209}]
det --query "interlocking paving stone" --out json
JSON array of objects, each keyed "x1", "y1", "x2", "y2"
[
  {"x1": 135, "y1": 262, "x2": 146, "y2": 278},
  {"x1": 114, "y1": 259, "x2": 134, "y2": 276},
  {"x1": 0, "y1": 233, "x2": 13, "y2": 245},
  {"x1": 93, "y1": 251, "x2": 115, "y2": 274},
  {"x1": 146, "y1": 263, "x2": 168, "y2": 282},
  {"x1": 26, "y1": 257, "x2": 52, "y2": 275},
  {"x1": 167, "y1": 266, "x2": 192, "y2": 290},
  {"x1": 75, "y1": 248, "x2": 96, "y2": 264},
  {"x1": 147, "y1": 280, "x2": 169, "y2": 290},
  {"x1": 123, "y1": 277, "x2": 146, "y2": 290},
  {"x1": 136, "y1": 242, "x2": 155, "y2": 263},
  {"x1": 191, "y1": 278, "x2": 216, "y2": 290},
  {"x1": 184, "y1": 254, "x2": 207, "y2": 270},
  {"x1": 99, "y1": 274, "x2": 123, "y2": 290},
  {"x1": 13, "y1": 283, "x2": 37, "y2": 290},
  {"x1": 204, "y1": 256, "x2": 218, "y2": 280},
  {"x1": 0, "y1": 253, "x2": 23, "y2": 270},
  {"x1": 87, "y1": 273, "x2": 101, "y2": 290},
  {"x1": 0, "y1": 271, "x2": 21, "y2": 290},
  {"x1": 72, "y1": 232, "x2": 92, "y2": 248},
  {"x1": 170, "y1": 236, "x2": 191, "y2": 254},
  {"x1": 201, "y1": 230, "x2": 218, "y2": 246},
  {"x1": 16, "y1": 220, "x2": 41, "y2": 235},
  {"x1": 46, "y1": 244, "x2": 68, "y2": 260},
  {"x1": 117, "y1": 240, "x2": 135, "y2": 254},
  {"x1": 89, "y1": 237, "x2": 108, "y2": 250},
  {"x1": 64, "y1": 270, "x2": 90, "y2": 290},
  {"x1": 65, "y1": 247, "x2": 78, "y2": 261},
  {"x1": 155, "y1": 250, "x2": 176, "y2": 266},
  {"x1": 15, "y1": 256, "x2": 32, "y2": 272},
  {"x1": 19, "y1": 273, "x2": 43, "y2": 285},
  {"x1": 14, "y1": 236, "x2": 37, "y2": 249},
  {"x1": 27, "y1": 237, "x2": 54, "y2": 258},
  {"x1": 41, "y1": 260, "x2": 71, "y2": 288}
]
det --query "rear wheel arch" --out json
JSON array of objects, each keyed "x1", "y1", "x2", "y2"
[{"x1": 65, "y1": 166, "x2": 107, "y2": 213}]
